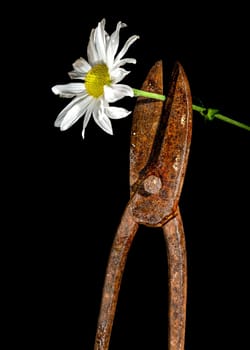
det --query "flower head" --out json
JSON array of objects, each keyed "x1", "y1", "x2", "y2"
[{"x1": 52, "y1": 18, "x2": 139, "y2": 138}]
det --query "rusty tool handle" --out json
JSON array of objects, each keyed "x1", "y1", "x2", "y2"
[
  {"x1": 162, "y1": 207, "x2": 187, "y2": 350},
  {"x1": 94, "y1": 205, "x2": 139, "y2": 350}
]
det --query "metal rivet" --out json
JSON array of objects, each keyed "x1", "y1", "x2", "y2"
[{"x1": 143, "y1": 175, "x2": 162, "y2": 194}]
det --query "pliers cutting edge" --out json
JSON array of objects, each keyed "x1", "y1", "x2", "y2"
[{"x1": 94, "y1": 60, "x2": 193, "y2": 350}]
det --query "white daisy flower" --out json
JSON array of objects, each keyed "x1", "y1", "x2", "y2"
[{"x1": 52, "y1": 18, "x2": 139, "y2": 138}]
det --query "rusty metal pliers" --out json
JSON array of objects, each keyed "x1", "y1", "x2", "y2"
[{"x1": 94, "y1": 60, "x2": 192, "y2": 350}]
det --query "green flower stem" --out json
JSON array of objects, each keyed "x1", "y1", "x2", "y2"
[
  {"x1": 192, "y1": 104, "x2": 250, "y2": 131},
  {"x1": 133, "y1": 88, "x2": 166, "y2": 101},
  {"x1": 191, "y1": 104, "x2": 206, "y2": 113},
  {"x1": 133, "y1": 89, "x2": 250, "y2": 131},
  {"x1": 210, "y1": 113, "x2": 250, "y2": 131}
]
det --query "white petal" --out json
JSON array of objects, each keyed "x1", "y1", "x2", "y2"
[
  {"x1": 104, "y1": 84, "x2": 134, "y2": 103},
  {"x1": 112, "y1": 58, "x2": 136, "y2": 70},
  {"x1": 72, "y1": 57, "x2": 91, "y2": 73},
  {"x1": 68, "y1": 70, "x2": 86, "y2": 80},
  {"x1": 81, "y1": 101, "x2": 95, "y2": 139},
  {"x1": 87, "y1": 28, "x2": 99, "y2": 65},
  {"x1": 95, "y1": 19, "x2": 107, "y2": 62},
  {"x1": 68, "y1": 58, "x2": 90, "y2": 80},
  {"x1": 52, "y1": 83, "x2": 86, "y2": 98},
  {"x1": 54, "y1": 95, "x2": 85, "y2": 127},
  {"x1": 94, "y1": 113, "x2": 113, "y2": 135},
  {"x1": 93, "y1": 100, "x2": 113, "y2": 135},
  {"x1": 60, "y1": 95, "x2": 93, "y2": 131},
  {"x1": 114, "y1": 35, "x2": 139, "y2": 64},
  {"x1": 106, "y1": 21, "x2": 127, "y2": 67},
  {"x1": 54, "y1": 96, "x2": 90, "y2": 127},
  {"x1": 105, "y1": 106, "x2": 131, "y2": 119},
  {"x1": 109, "y1": 68, "x2": 130, "y2": 84}
]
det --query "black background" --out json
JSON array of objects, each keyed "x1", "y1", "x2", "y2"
[{"x1": 7, "y1": 2, "x2": 250, "y2": 350}]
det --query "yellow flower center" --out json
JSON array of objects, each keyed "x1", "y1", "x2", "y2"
[{"x1": 85, "y1": 64, "x2": 111, "y2": 98}]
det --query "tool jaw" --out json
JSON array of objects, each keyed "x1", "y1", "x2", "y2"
[
  {"x1": 130, "y1": 60, "x2": 164, "y2": 194},
  {"x1": 129, "y1": 61, "x2": 192, "y2": 227}
]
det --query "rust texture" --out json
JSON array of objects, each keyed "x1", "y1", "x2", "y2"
[
  {"x1": 163, "y1": 207, "x2": 187, "y2": 350},
  {"x1": 94, "y1": 206, "x2": 138, "y2": 350},
  {"x1": 130, "y1": 60, "x2": 164, "y2": 193},
  {"x1": 131, "y1": 61, "x2": 192, "y2": 226},
  {"x1": 93, "y1": 60, "x2": 192, "y2": 350}
]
